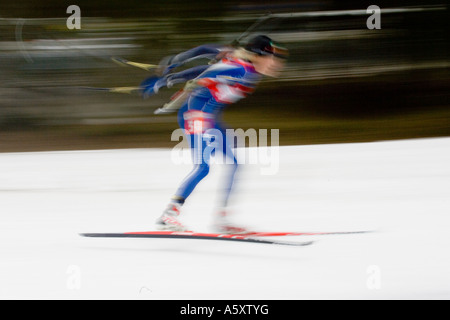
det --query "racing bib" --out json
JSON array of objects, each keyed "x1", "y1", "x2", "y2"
[{"x1": 183, "y1": 110, "x2": 215, "y2": 135}]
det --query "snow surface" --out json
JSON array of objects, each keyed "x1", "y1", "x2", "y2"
[{"x1": 0, "y1": 137, "x2": 449, "y2": 299}]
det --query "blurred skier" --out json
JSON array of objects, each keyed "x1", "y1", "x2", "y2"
[{"x1": 149, "y1": 35, "x2": 288, "y2": 233}]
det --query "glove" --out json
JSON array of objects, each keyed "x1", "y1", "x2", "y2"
[{"x1": 140, "y1": 76, "x2": 161, "y2": 98}]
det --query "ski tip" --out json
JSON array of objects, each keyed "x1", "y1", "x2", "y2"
[
  {"x1": 79, "y1": 233, "x2": 108, "y2": 238},
  {"x1": 79, "y1": 233, "x2": 92, "y2": 237},
  {"x1": 281, "y1": 240, "x2": 314, "y2": 247}
]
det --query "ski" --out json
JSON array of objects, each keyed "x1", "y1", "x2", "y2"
[{"x1": 79, "y1": 231, "x2": 314, "y2": 247}]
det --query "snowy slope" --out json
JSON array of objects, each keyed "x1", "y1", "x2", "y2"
[{"x1": 0, "y1": 138, "x2": 449, "y2": 299}]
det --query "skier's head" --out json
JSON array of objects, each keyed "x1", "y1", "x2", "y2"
[
  {"x1": 244, "y1": 35, "x2": 288, "y2": 59},
  {"x1": 236, "y1": 35, "x2": 288, "y2": 77}
]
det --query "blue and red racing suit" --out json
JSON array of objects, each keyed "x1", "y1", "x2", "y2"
[{"x1": 159, "y1": 47, "x2": 262, "y2": 206}]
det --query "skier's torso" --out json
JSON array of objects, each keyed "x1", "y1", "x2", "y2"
[{"x1": 185, "y1": 57, "x2": 261, "y2": 114}]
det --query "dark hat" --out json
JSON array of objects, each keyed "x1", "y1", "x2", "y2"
[{"x1": 244, "y1": 35, "x2": 288, "y2": 58}]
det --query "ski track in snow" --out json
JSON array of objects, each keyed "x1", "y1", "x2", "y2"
[{"x1": 0, "y1": 137, "x2": 449, "y2": 299}]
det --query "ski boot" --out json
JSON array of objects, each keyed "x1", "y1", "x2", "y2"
[
  {"x1": 213, "y1": 209, "x2": 249, "y2": 235},
  {"x1": 155, "y1": 202, "x2": 188, "y2": 232}
]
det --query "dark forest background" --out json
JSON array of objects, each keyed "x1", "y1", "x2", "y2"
[{"x1": 0, "y1": 1, "x2": 448, "y2": 151}]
